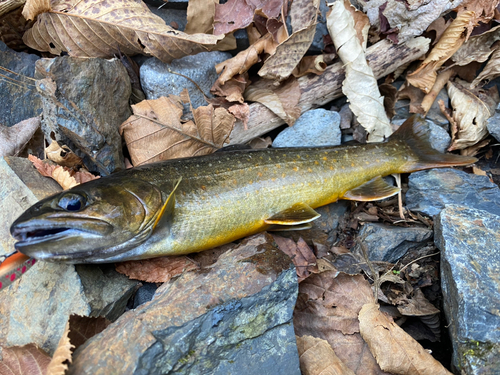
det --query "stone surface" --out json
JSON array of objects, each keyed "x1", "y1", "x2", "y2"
[
  {"x1": 487, "y1": 102, "x2": 500, "y2": 142},
  {"x1": 146, "y1": 4, "x2": 187, "y2": 31},
  {"x1": 68, "y1": 233, "x2": 300, "y2": 375},
  {"x1": 354, "y1": 222, "x2": 433, "y2": 263},
  {"x1": 140, "y1": 51, "x2": 231, "y2": 109},
  {"x1": 272, "y1": 109, "x2": 341, "y2": 147},
  {"x1": 392, "y1": 118, "x2": 450, "y2": 153},
  {"x1": 406, "y1": 168, "x2": 500, "y2": 217},
  {"x1": 435, "y1": 205, "x2": 500, "y2": 374},
  {"x1": 36, "y1": 56, "x2": 131, "y2": 175},
  {"x1": 0, "y1": 41, "x2": 42, "y2": 127},
  {"x1": 425, "y1": 88, "x2": 449, "y2": 127},
  {"x1": 313, "y1": 201, "x2": 350, "y2": 244}
]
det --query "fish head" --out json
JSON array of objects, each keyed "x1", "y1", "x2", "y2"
[{"x1": 10, "y1": 177, "x2": 165, "y2": 262}]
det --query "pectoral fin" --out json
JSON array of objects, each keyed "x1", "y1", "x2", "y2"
[
  {"x1": 343, "y1": 176, "x2": 399, "y2": 201},
  {"x1": 265, "y1": 203, "x2": 320, "y2": 226},
  {"x1": 153, "y1": 177, "x2": 182, "y2": 231}
]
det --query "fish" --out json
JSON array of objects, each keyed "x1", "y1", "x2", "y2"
[{"x1": 8, "y1": 116, "x2": 476, "y2": 266}]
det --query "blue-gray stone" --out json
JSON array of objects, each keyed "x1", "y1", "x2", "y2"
[
  {"x1": 392, "y1": 118, "x2": 450, "y2": 153},
  {"x1": 487, "y1": 103, "x2": 500, "y2": 142},
  {"x1": 406, "y1": 168, "x2": 500, "y2": 217},
  {"x1": 355, "y1": 222, "x2": 433, "y2": 263},
  {"x1": 140, "y1": 51, "x2": 232, "y2": 109},
  {"x1": 435, "y1": 205, "x2": 500, "y2": 374},
  {"x1": 272, "y1": 109, "x2": 341, "y2": 147},
  {"x1": 0, "y1": 41, "x2": 42, "y2": 127},
  {"x1": 425, "y1": 88, "x2": 449, "y2": 127}
]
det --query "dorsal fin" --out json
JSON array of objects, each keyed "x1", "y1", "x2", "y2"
[
  {"x1": 343, "y1": 176, "x2": 399, "y2": 201},
  {"x1": 153, "y1": 177, "x2": 182, "y2": 231}
]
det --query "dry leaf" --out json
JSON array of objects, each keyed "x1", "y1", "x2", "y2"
[
  {"x1": 0, "y1": 117, "x2": 40, "y2": 157},
  {"x1": 426, "y1": 16, "x2": 451, "y2": 46},
  {"x1": 244, "y1": 77, "x2": 301, "y2": 125},
  {"x1": 397, "y1": 83, "x2": 425, "y2": 114},
  {"x1": 455, "y1": 0, "x2": 500, "y2": 37},
  {"x1": 46, "y1": 320, "x2": 74, "y2": 375},
  {"x1": 51, "y1": 166, "x2": 78, "y2": 190},
  {"x1": 292, "y1": 54, "x2": 329, "y2": 78},
  {"x1": 471, "y1": 47, "x2": 500, "y2": 87},
  {"x1": 0, "y1": 344, "x2": 51, "y2": 375},
  {"x1": 272, "y1": 235, "x2": 318, "y2": 281},
  {"x1": 120, "y1": 92, "x2": 235, "y2": 166},
  {"x1": 45, "y1": 140, "x2": 83, "y2": 168},
  {"x1": 115, "y1": 256, "x2": 199, "y2": 283},
  {"x1": 22, "y1": 0, "x2": 223, "y2": 63},
  {"x1": 248, "y1": 136, "x2": 272, "y2": 149},
  {"x1": 379, "y1": 83, "x2": 397, "y2": 120},
  {"x1": 420, "y1": 68, "x2": 455, "y2": 115},
  {"x1": 67, "y1": 315, "x2": 111, "y2": 351},
  {"x1": 327, "y1": 0, "x2": 392, "y2": 142},
  {"x1": 396, "y1": 289, "x2": 440, "y2": 317},
  {"x1": 451, "y1": 24, "x2": 500, "y2": 66},
  {"x1": 210, "y1": 74, "x2": 249, "y2": 103},
  {"x1": 447, "y1": 80, "x2": 499, "y2": 150},
  {"x1": 296, "y1": 335, "x2": 356, "y2": 375},
  {"x1": 227, "y1": 103, "x2": 250, "y2": 129},
  {"x1": 406, "y1": 11, "x2": 474, "y2": 93},
  {"x1": 359, "y1": 303, "x2": 452, "y2": 375}
]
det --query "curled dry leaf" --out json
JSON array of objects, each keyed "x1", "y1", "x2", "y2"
[
  {"x1": 472, "y1": 47, "x2": 500, "y2": 87},
  {"x1": 115, "y1": 256, "x2": 199, "y2": 283},
  {"x1": 406, "y1": 11, "x2": 474, "y2": 94},
  {"x1": 396, "y1": 288, "x2": 440, "y2": 317},
  {"x1": 292, "y1": 54, "x2": 329, "y2": 78},
  {"x1": 455, "y1": 0, "x2": 500, "y2": 37},
  {"x1": 120, "y1": 92, "x2": 235, "y2": 166},
  {"x1": 426, "y1": 17, "x2": 451, "y2": 46},
  {"x1": 446, "y1": 80, "x2": 499, "y2": 151},
  {"x1": 397, "y1": 83, "x2": 425, "y2": 114},
  {"x1": 45, "y1": 140, "x2": 83, "y2": 168},
  {"x1": 0, "y1": 117, "x2": 40, "y2": 157},
  {"x1": 272, "y1": 235, "x2": 318, "y2": 281},
  {"x1": 327, "y1": 0, "x2": 391, "y2": 142},
  {"x1": 46, "y1": 320, "x2": 74, "y2": 375},
  {"x1": 22, "y1": 0, "x2": 222, "y2": 63},
  {"x1": 296, "y1": 335, "x2": 355, "y2": 375},
  {"x1": 244, "y1": 77, "x2": 301, "y2": 125},
  {"x1": 0, "y1": 343, "x2": 51, "y2": 375},
  {"x1": 359, "y1": 303, "x2": 452, "y2": 375},
  {"x1": 210, "y1": 73, "x2": 249, "y2": 103},
  {"x1": 451, "y1": 24, "x2": 500, "y2": 66}
]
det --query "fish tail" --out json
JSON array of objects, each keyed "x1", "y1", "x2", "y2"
[
  {"x1": 390, "y1": 115, "x2": 477, "y2": 172},
  {"x1": 0, "y1": 252, "x2": 35, "y2": 291}
]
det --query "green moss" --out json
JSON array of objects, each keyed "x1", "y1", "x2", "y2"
[
  {"x1": 178, "y1": 350, "x2": 196, "y2": 365},
  {"x1": 461, "y1": 340, "x2": 497, "y2": 365}
]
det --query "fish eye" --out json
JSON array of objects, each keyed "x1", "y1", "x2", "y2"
[{"x1": 58, "y1": 194, "x2": 85, "y2": 211}]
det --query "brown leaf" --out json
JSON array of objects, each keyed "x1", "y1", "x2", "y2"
[
  {"x1": 420, "y1": 68, "x2": 455, "y2": 115},
  {"x1": 359, "y1": 303, "x2": 452, "y2": 375},
  {"x1": 244, "y1": 77, "x2": 301, "y2": 125},
  {"x1": 379, "y1": 83, "x2": 397, "y2": 120},
  {"x1": 451, "y1": 25, "x2": 500, "y2": 67},
  {"x1": 272, "y1": 235, "x2": 318, "y2": 281},
  {"x1": 45, "y1": 140, "x2": 83, "y2": 168},
  {"x1": 407, "y1": 11, "x2": 474, "y2": 93},
  {"x1": 46, "y1": 320, "x2": 74, "y2": 375},
  {"x1": 51, "y1": 166, "x2": 78, "y2": 190},
  {"x1": 115, "y1": 256, "x2": 199, "y2": 283},
  {"x1": 120, "y1": 93, "x2": 235, "y2": 166},
  {"x1": 296, "y1": 335, "x2": 356, "y2": 375},
  {"x1": 248, "y1": 136, "x2": 272, "y2": 149},
  {"x1": 0, "y1": 117, "x2": 40, "y2": 157},
  {"x1": 397, "y1": 83, "x2": 425, "y2": 114},
  {"x1": 0, "y1": 344, "x2": 51, "y2": 375},
  {"x1": 396, "y1": 289, "x2": 440, "y2": 317},
  {"x1": 292, "y1": 54, "x2": 330, "y2": 78},
  {"x1": 211, "y1": 74, "x2": 249, "y2": 103},
  {"x1": 227, "y1": 103, "x2": 250, "y2": 129},
  {"x1": 22, "y1": 0, "x2": 222, "y2": 63},
  {"x1": 455, "y1": 0, "x2": 500, "y2": 37},
  {"x1": 67, "y1": 315, "x2": 111, "y2": 351},
  {"x1": 472, "y1": 46, "x2": 500, "y2": 87},
  {"x1": 425, "y1": 16, "x2": 451, "y2": 46}
]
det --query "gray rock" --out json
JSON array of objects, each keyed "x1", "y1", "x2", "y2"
[
  {"x1": 146, "y1": 4, "x2": 187, "y2": 31},
  {"x1": 354, "y1": 222, "x2": 433, "y2": 263},
  {"x1": 272, "y1": 109, "x2": 341, "y2": 147},
  {"x1": 406, "y1": 168, "x2": 500, "y2": 217},
  {"x1": 425, "y1": 88, "x2": 450, "y2": 127},
  {"x1": 311, "y1": 0, "x2": 330, "y2": 52},
  {"x1": 314, "y1": 201, "x2": 350, "y2": 244},
  {"x1": 36, "y1": 56, "x2": 131, "y2": 175},
  {"x1": 392, "y1": 118, "x2": 450, "y2": 153},
  {"x1": 487, "y1": 102, "x2": 500, "y2": 142},
  {"x1": 435, "y1": 205, "x2": 500, "y2": 374},
  {"x1": 68, "y1": 233, "x2": 300, "y2": 375},
  {"x1": 140, "y1": 51, "x2": 231, "y2": 109},
  {"x1": 0, "y1": 41, "x2": 42, "y2": 127}
]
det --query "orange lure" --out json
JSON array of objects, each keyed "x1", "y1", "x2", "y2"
[{"x1": 0, "y1": 252, "x2": 36, "y2": 290}]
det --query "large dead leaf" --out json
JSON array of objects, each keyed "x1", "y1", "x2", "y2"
[
  {"x1": 446, "y1": 80, "x2": 499, "y2": 151},
  {"x1": 296, "y1": 335, "x2": 356, "y2": 375},
  {"x1": 0, "y1": 117, "x2": 40, "y2": 157},
  {"x1": 244, "y1": 77, "x2": 301, "y2": 125},
  {"x1": 406, "y1": 11, "x2": 474, "y2": 93},
  {"x1": 67, "y1": 315, "x2": 111, "y2": 351},
  {"x1": 451, "y1": 24, "x2": 500, "y2": 66},
  {"x1": 120, "y1": 92, "x2": 235, "y2": 166},
  {"x1": 359, "y1": 303, "x2": 452, "y2": 375},
  {"x1": 0, "y1": 344, "x2": 51, "y2": 375},
  {"x1": 272, "y1": 235, "x2": 318, "y2": 281},
  {"x1": 115, "y1": 255, "x2": 199, "y2": 283},
  {"x1": 46, "y1": 321, "x2": 74, "y2": 375},
  {"x1": 22, "y1": 0, "x2": 223, "y2": 63},
  {"x1": 327, "y1": 0, "x2": 391, "y2": 142},
  {"x1": 471, "y1": 46, "x2": 500, "y2": 87}
]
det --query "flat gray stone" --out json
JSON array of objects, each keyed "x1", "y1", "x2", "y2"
[
  {"x1": 406, "y1": 168, "x2": 500, "y2": 217},
  {"x1": 140, "y1": 51, "x2": 232, "y2": 109},
  {"x1": 272, "y1": 109, "x2": 341, "y2": 147},
  {"x1": 487, "y1": 102, "x2": 500, "y2": 142},
  {"x1": 435, "y1": 205, "x2": 500, "y2": 374},
  {"x1": 354, "y1": 222, "x2": 433, "y2": 263},
  {"x1": 0, "y1": 42, "x2": 42, "y2": 127}
]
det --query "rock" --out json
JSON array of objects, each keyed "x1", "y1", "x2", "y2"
[
  {"x1": 132, "y1": 282, "x2": 158, "y2": 308},
  {"x1": 0, "y1": 41, "x2": 42, "y2": 127},
  {"x1": 406, "y1": 168, "x2": 500, "y2": 217},
  {"x1": 486, "y1": 102, "x2": 500, "y2": 142},
  {"x1": 313, "y1": 201, "x2": 350, "y2": 244},
  {"x1": 392, "y1": 118, "x2": 450, "y2": 153},
  {"x1": 354, "y1": 222, "x2": 433, "y2": 263},
  {"x1": 68, "y1": 233, "x2": 300, "y2": 375},
  {"x1": 146, "y1": 4, "x2": 188, "y2": 31},
  {"x1": 36, "y1": 56, "x2": 131, "y2": 175},
  {"x1": 435, "y1": 205, "x2": 500, "y2": 374},
  {"x1": 272, "y1": 109, "x2": 341, "y2": 147},
  {"x1": 140, "y1": 51, "x2": 232, "y2": 109},
  {"x1": 425, "y1": 88, "x2": 449, "y2": 127}
]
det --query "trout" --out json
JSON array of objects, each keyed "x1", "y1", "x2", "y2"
[{"x1": 7, "y1": 116, "x2": 476, "y2": 266}]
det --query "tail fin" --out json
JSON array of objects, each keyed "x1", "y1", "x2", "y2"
[
  {"x1": 0, "y1": 252, "x2": 35, "y2": 291},
  {"x1": 390, "y1": 115, "x2": 477, "y2": 172}
]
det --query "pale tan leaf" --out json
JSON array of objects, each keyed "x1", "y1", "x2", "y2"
[
  {"x1": 0, "y1": 117, "x2": 40, "y2": 157},
  {"x1": 296, "y1": 335, "x2": 356, "y2": 375},
  {"x1": 327, "y1": 0, "x2": 391, "y2": 142},
  {"x1": 451, "y1": 24, "x2": 500, "y2": 66},
  {"x1": 22, "y1": 0, "x2": 49, "y2": 20},
  {"x1": 46, "y1": 320, "x2": 74, "y2": 375},
  {"x1": 22, "y1": 0, "x2": 223, "y2": 63},
  {"x1": 426, "y1": 17, "x2": 451, "y2": 46},
  {"x1": 51, "y1": 166, "x2": 78, "y2": 190},
  {"x1": 471, "y1": 47, "x2": 500, "y2": 87},
  {"x1": 447, "y1": 80, "x2": 499, "y2": 150},
  {"x1": 456, "y1": 0, "x2": 500, "y2": 36},
  {"x1": 406, "y1": 12, "x2": 474, "y2": 93},
  {"x1": 244, "y1": 77, "x2": 301, "y2": 125},
  {"x1": 292, "y1": 54, "x2": 329, "y2": 78},
  {"x1": 341, "y1": 0, "x2": 370, "y2": 50},
  {"x1": 115, "y1": 256, "x2": 199, "y2": 283},
  {"x1": 45, "y1": 140, "x2": 83, "y2": 168},
  {"x1": 0, "y1": 344, "x2": 51, "y2": 375},
  {"x1": 120, "y1": 94, "x2": 235, "y2": 166},
  {"x1": 359, "y1": 303, "x2": 452, "y2": 375}
]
